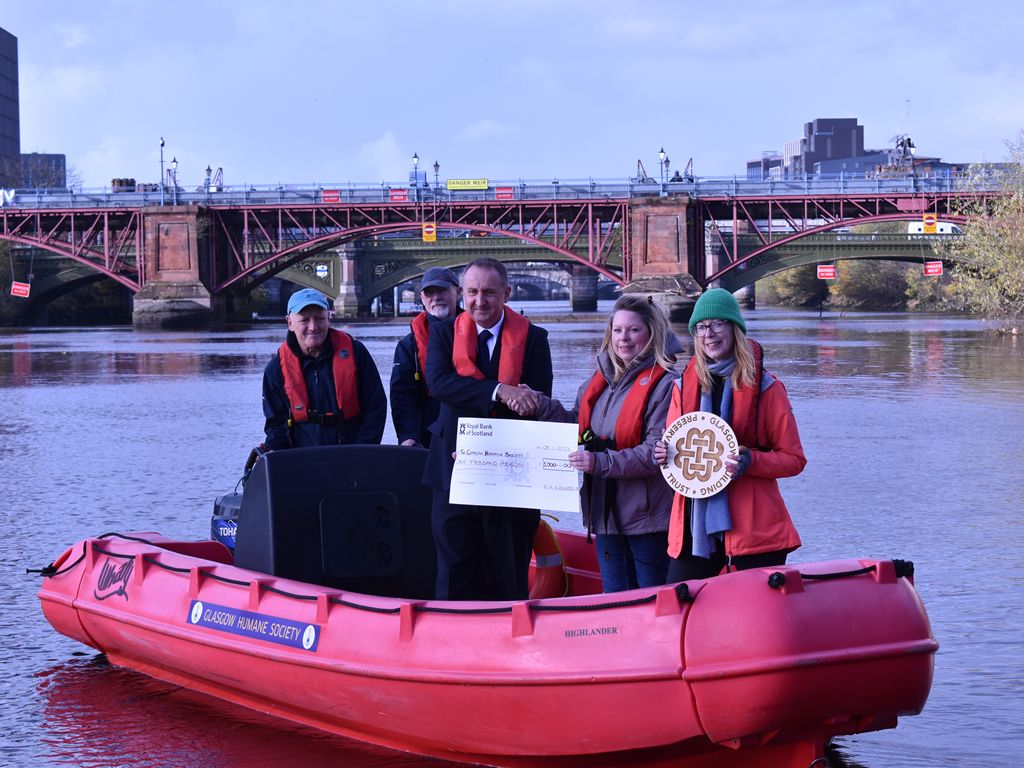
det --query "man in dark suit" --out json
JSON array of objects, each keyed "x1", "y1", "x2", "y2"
[{"x1": 423, "y1": 257, "x2": 553, "y2": 601}]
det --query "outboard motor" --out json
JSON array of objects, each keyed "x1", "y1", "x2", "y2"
[{"x1": 210, "y1": 446, "x2": 266, "y2": 551}]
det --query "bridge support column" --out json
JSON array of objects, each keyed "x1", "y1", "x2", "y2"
[
  {"x1": 627, "y1": 197, "x2": 702, "y2": 323},
  {"x1": 333, "y1": 244, "x2": 365, "y2": 318},
  {"x1": 734, "y1": 284, "x2": 755, "y2": 309},
  {"x1": 133, "y1": 206, "x2": 221, "y2": 329},
  {"x1": 569, "y1": 264, "x2": 598, "y2": 312}
]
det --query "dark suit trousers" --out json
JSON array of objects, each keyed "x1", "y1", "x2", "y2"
[{"x1": 431, "y1": 493, "x2": 540, "y2": 601}]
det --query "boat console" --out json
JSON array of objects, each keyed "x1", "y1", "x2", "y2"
[{"x1": 228, "y1": 445, "x2": 437, "y2": 599}]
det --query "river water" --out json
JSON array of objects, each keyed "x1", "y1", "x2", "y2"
[{"x1": 2, "y1": 305, "x2": 1022, "y2": 767}]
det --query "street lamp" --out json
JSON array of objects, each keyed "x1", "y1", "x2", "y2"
[
  {"x1": 159, "y1": 137, "x2": 165, "y2": 205},
  {"x1": 658, "y1": 147, "x2": 666, "y2": 183},
  {"x1": 433, "y1": 160, "x2": 440, "y2": 191},
  {"x1": 170, "y1": 157, "x2": 178, "y2": 205},
  {"x1": 205, "y1": 165, "x2": 212, "y2": 195},
  {"x1": 411, "y1": 153, "x2": 419, "y2": 201}
]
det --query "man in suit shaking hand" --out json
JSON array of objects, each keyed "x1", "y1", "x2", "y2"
[{"x1": 423, "y1": 257, "x2": 553, "y2": 600}]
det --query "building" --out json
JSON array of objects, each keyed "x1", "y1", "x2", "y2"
[
  {"x1": 0, "y1": 27, "x2": 19, "y2": 186},
  {"x1": 21, "y1": 152, "x2": 67, "y2": 188}
]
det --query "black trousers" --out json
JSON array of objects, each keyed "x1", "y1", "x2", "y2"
[
  {"x1": 431, "y1": 492, "x2": 540, "y2": 601},
  {"x1": 667, "y1": 548, "x2": 788, "y2": 582}
]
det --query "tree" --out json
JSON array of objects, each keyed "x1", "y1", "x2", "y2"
[
  {"x1": 939, "y1": 131, "x2": 1024, "y2": 324},
  {"x1": 758, "y1": 264, "x2": 829, "y2": 307}
]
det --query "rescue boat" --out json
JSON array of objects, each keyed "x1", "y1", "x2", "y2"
[{"x1": 37, "y1": 445, "x2": 937, "y2": 768}]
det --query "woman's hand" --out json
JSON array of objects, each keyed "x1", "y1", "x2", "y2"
[
  {"x1": 653, "y1": 439, "x2": 668, "y2": 467},
  {"x1": 568, "y1": 450, "x2": 596, "y2": 474},
  {"x1": 726, "y1": 446, "x2": 751, "y2": 478}
]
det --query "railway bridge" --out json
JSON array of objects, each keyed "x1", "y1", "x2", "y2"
[{"x1": 0, "y1": 174, "x2": 990, "y2": 325}]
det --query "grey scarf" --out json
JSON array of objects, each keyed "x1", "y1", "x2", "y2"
[{"x1": 690, "y1": 357, "x2": 735, "y2": 558}]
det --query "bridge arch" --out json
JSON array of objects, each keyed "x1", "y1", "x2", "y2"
[
  {"x1": 217, "y1": 221, "x2": 625, "y2": 296},
  {"x1": 707, "y1": 213, "x2": 970, "y2": 291}
]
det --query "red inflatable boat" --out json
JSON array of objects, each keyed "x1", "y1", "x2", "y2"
[{"x1": 36, "y1": 446, "x2": 937, "y2": 768}]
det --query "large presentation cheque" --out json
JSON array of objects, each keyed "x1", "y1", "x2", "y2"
[{"x1": 449, "y1": 418, "x2": 580, "y2": 513}]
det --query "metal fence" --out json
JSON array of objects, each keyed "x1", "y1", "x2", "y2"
[{"x1": 0, "y1": 172, "x2": 971, "y2": 210}]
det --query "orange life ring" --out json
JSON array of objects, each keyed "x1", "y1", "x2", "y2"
[{"x1": 529, "y1": 519, "x2": 568, "y2": 599}]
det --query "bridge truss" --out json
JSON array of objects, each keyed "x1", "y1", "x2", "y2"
[
  {"x1": 0, "y1": 208, "x2": 143, "y2": 289},
  {"x1": 691, "y1": 190, "x2": 992, "y2": 286},
  {"x1": 207, "y1": 198, "x2": 630, "y2": 294}
]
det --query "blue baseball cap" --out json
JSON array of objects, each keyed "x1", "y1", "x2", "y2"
[{"x1": 287, "y1": 288, "x2": 331, "y2": 315}]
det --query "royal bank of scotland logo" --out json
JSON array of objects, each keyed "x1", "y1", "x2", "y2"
[{"x1": 674, "y1": 428, "x2": 725, "y2": 482}]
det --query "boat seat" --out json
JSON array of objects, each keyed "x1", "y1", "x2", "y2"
[{"x1": 233, "y1": 445, "x2": 437, "y2": 599}]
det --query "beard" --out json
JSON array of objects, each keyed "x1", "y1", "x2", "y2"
[{"x1": 426, "y1": 304, "x2": 452, "y2": 319}]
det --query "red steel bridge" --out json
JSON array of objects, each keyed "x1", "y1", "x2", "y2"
[{"x1": 0, "y1": 174, "x2": 994, "y2": 322}]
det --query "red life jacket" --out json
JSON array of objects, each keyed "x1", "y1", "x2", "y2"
[
  {"x1": 410, "y1": 312, "x2": 431, "y2": 384},
  {"x1": 452, "y1": 310, "x2": 530, "y2": 385},
  {"x1": 278, "y1": 328, "x2": 361, "y2": 423},
  {"x1": 578, "y1": 363, "x2": 668, "y2": 448}
]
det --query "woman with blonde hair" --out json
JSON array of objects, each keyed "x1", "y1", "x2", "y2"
[
  {"x1": 654, "y1": 288, "x2": 806, "y2": 582},
  {"x1": 533, "y1": 294, "x2": 681, "y2": 591}
]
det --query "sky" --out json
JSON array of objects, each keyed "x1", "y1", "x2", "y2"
[{"x1": 4, "y1": 0, "x2": 1024, "y2": 189}]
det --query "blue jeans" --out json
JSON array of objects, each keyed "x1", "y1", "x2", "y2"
[{"x1": 595, "y1": 532, "x2": 669, "y2": 592}]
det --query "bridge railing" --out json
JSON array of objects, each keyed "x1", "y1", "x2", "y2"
[{"x1": 0, "y1": 171, "x2": 970, "y2": 210}]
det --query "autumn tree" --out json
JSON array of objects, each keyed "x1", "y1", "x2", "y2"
[{"x1": 938, "y1": 131, "x2": 1024, "y2": 324}]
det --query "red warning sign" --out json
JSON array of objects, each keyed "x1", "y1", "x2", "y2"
[
  {"x1": 389, "y1": 189, "x2": 409, "y2": 202},
  {"x1": 817, "y1": 264, "x2": 837, "y2": 280},
  {"x1": 10, "y1": 281, "x2": 31, "y2": 298},
  {"x1": 322, "y1": 189, "x2": 341, "y2": 204},
  {"x1": 924, "y1": 261, "x2": 944, "y2": 276}
]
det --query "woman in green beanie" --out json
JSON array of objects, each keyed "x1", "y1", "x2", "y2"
[{"x1": 654, "y1": 288, "x2": 806, "y2": 581}]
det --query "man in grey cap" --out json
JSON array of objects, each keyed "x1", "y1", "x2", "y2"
[
  {"x1": 389, "y1": 267, "x2": 461, "y2": 447},
  {"x1": 262, "y1": 288, "x2": 386, "y2": 449}
]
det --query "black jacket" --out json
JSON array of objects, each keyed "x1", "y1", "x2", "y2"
[
  {"x1": 422, "y1": 314, "x2": 553, "y2": 491},
  {"x1": 262, "y1": 331, "x2": 386, "y2": 450}
]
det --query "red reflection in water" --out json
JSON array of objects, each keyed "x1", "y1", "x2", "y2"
[
  {"x1": 12, "y1": 340, "x2": 32, "y2": 386},
  {"x1": 36, "y1": 656, "x2": 458, "y2": 768}
]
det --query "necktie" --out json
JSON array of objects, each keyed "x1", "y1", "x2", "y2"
[{"x1": 476, "y1": 329, "x2": 492, "y2": 365}]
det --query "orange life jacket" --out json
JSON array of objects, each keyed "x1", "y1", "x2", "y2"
[
  {"x1": 410, "y1": 312, "x2": 430, "y2": 384},
  {"x1": 278, "y1": 328, "x2": 361, "y2": 423},
  {"x1": 577, "y1": 363, "x2": 668, "y2": 448},
  {"x1": 452, "y1": 310, "x2": 530, "y2": 385}
]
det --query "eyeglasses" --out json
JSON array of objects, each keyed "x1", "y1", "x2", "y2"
[{"x1": 693, "y1": 320, "x2": 730, "y2": 337}]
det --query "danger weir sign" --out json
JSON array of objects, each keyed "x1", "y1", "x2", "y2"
[
  {"x1": 817, "y1": 264, "x2": 837, "y2": 280},
  {"x1": 10, "y1": 281, "x2": 30, "y2": 298}
]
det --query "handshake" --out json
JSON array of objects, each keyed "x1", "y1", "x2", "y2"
[{"x1": 497, "y1": 383, "x2": 544, "y2": 417}]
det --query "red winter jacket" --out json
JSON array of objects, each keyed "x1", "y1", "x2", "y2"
[{"x1": 666, "y1": 345, "x2": 805, "y2": 559}]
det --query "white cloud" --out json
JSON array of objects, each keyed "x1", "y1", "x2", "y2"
[
  {"x1": 456, "y1": 120, "x2": 515, "y2": 142},
  {"x1": 56, "y1": 25, "x2": 91, "y2": 49}
]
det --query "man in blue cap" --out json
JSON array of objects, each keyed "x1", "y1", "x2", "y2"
[
  {"x1": 389, "y1": 266, "x2": 462, "y2": 448},
  {"x1": 262, "y1": 288, "x2": 386, "y2": 449}
]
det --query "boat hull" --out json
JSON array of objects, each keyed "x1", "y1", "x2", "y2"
[{"x1": 38, "y1": 532, "x2": 936, "y2": 767}]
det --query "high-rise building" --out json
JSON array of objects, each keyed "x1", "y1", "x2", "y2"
[{"x1": 0, "y1": 27, "x2": 20, "y2": 186}]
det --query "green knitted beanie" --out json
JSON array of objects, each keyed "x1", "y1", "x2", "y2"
[{"x1": 688, "y1": 288, "x2": 747, "y2": 334}]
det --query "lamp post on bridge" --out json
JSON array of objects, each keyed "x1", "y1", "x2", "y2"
[
  {"x1": 433, "y1": 160, "x2": 440, "y2": 193},
  {"x1": 159, "y1": 137, "x2": 165, "y2": 206},
  {"x1": 170, "y1": 157, "x2": 178, "y2": 205},
  {"x1": 658, "y1": 147, "x2": 666, "y2": 183},
  {"x1": 412, "y1": 152, "x2": 419, "y2": 202}
]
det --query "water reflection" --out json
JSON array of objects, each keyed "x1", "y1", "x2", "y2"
[{"x1": 35, "y1": 656, "x2": 458, "y2": 768}]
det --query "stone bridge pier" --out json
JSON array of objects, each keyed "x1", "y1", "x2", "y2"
[
  {"x1": 132, "y1": 206, "x2": 221, "y2": 328},
  {"x1": 627, "y1": 197, "x2": 702, "y2": 323}
]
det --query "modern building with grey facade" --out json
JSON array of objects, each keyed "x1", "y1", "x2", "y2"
[{"x1": 0, "y1": 27, "x2": 20, "y2": 186}]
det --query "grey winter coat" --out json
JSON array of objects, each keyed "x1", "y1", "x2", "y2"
[{"x1": 537, "y1": 349, "x2": 676, "y2": 536}]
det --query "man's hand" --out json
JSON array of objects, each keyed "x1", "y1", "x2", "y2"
[
  {"x1": 400, "y1": 438, "x2": 421, "y2": 447},
  {"x1": 498, "y1": 383, "x2": 540, "y2": 416}
]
